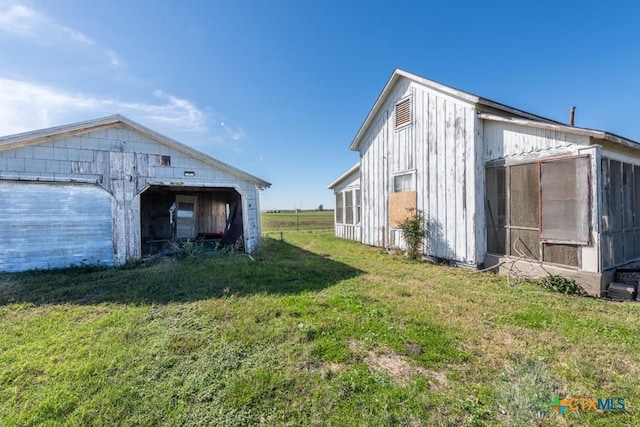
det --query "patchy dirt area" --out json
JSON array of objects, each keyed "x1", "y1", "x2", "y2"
[{"x1": 349, "y1": 340, "x2": 447, "y2": 390}]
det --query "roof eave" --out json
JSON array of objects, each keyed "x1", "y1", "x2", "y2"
[
  {"x1": 0, "y1": 114, "x2": 271, "y2": 188},
  {"x1": 327, "y1": 163, "x2": 359, "y2": 189}
]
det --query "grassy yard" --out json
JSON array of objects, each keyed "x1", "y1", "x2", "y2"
[
  {"x1": 261, "y1": 211, "x2": 334, "y2": 234},
  {"x1": 1, "y1": 234, "x2": 639, "y2": 426}
]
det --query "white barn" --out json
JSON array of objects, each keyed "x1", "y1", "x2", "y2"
[
  {"x1": 0, "y1": 115, "x2": 270, "y2": 272},
  {"x1": 331, "y1": 69, "x2": 640, "y2": 296}
]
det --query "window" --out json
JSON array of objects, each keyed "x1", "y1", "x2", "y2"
[
  {"x1": 393, "y1": 173, "x2": 414, "y2": 192},
  {"x1": 395, "y1": 98, "x2": 411, "y2": 128},
  {"x1": 345, "y1": 191, "x2": 354, "y2": 224},
  {"x1": 355, "y1": 189, "x2": 361, "y2": 224},
  {"x1": 335, "y1": 193, "x2": 344, "y2": 224}
]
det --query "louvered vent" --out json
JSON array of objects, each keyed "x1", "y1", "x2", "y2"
[{"x1": 395, "y1": 98, "x2": 411, "y2": 128}]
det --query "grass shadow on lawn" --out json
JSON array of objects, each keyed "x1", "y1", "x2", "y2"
[{"x1": 0, "y1": 238, "x2": 363, "y2": 306}]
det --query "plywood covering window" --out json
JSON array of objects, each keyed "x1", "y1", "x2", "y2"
[
  {"x1": 485, "y1": 156, "x2": 589, "y2": 267},
  {"x1": 335, "y1": 193, "x2": 344, "y2": 224},
  {"x1": 395, "y1": 98, "x2": 411, "y2": 128},
  {"x1": 390, "y1": 172, "x2": 417, "y2": 228}
]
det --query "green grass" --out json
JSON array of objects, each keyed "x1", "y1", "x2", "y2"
[
  {"x1": 1, "y1": 234, "x2": 639, "y2": 426},
  {"x1": 261, "y1": 210, "x2": 334, "y2": 233}
]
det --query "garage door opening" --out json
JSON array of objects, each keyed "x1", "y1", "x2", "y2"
[{"x1": 140, "y1": 186, "x2": 245, "y2": 257}]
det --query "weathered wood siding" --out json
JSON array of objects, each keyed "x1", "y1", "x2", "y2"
[
  {"x1": 334, "y1": 223, "x2": 361, "y2": 241},
  {"x1": 0, "y1": 124, "x2": 263, "y2": 265},
  {"x1": 483, "y1": 121, "x2": 590, "y2": 162},
  {"x1": 0, "y1": 181, "x2": 113, "y2": 272},
  {"x1": 359, "y1": 78, "x2": 478, "y2": 264}
]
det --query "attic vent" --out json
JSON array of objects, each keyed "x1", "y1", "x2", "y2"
[{"x1": 395, "y1": 98, "x2": 411, "y2": 128}]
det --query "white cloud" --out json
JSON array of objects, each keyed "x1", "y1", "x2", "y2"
[
  {"x1": 0, "y1": 78, "x2": 210, "y2": 136},
  {"x1": 0, "y1": 78, "x2": 248, "y2": 157},
  {"x1": 0, "y1": 3, "x2": 93, "y2": 45},
  {"x1": 0, "y1": 2, "x2": 126, "y2": 71}
]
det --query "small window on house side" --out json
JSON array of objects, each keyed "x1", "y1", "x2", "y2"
[
  {"x1": 395, "y1": 98, "x2": 411, "y2": 128},
  {"x1": 393, "y1": 173, "x2": 414, "y2": 192}
]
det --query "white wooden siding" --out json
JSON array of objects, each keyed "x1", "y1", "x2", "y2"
[
  {"x1": 0, "y1": 182, "x2": 113, "y2": 272},
  {"x1": 483, "y1": 121, "x2": 590, "y2": 162},
  {"x1": 359, "y1": 78, "x2": 478, "y2": 264},
  {"x1": 334, "y1": 224, "x2": 361, "y2": 241}
]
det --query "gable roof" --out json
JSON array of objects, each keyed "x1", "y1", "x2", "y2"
[
  {"x1": 349, "y1": 69, "x2": 640, "y2": 152},
  {"x1": 0, "y1": 114, "x2": 271, "y2": 188},
  {"x1": 327, "y1": 163, "x2": 359, "y2": 190}
]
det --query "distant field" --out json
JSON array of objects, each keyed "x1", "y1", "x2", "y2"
[{"x1": 261, "y1": 211, "x2": 334, "y2": 233}]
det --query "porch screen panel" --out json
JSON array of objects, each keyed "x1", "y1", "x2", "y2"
[
  {"x1": 486, "y1": 167, "x2": 507, "y2": 254},
  {"x1": 509, "y1": 163, "x2": 539, "y2": 228},
  {"x1": 540, "y1": 157, "x2": 589, "y2": 243},
  {"x1": 335, "y1": 193, "x2": 344, "y2": 224},
  {"x1": 345, "y1": 190, "x2": 354, "y2": 224}
]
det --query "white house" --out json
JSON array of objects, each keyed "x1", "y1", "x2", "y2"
[
  {"x1": 0, "y1": 115, "x2": 270, "y2": 272},
  {"x1": 330, "y1": 68, "x2": 640, "y2": 296}
]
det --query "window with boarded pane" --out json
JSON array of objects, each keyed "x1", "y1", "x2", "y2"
[
  {"x1": 393, "y1": 173, "x2": 414, "y2": 192},
  {"x1": 355, "y1": 189, "x2": 361, "y2": 224},
  {"x1": 540, "y1": 157, "x2": 589, "y2": 243},
  {"x1": 335, "y1": 193, "x2": 344, "y2": 224},
  {"x1": 395, "y1": 98, "x2": 411, "y2": 128},
  {"x1": 390, "y1": 172, "x2": 417, "y2": 227},
  {"x1": 345, "y1": 190, "x2": 354, "y2": 224}
]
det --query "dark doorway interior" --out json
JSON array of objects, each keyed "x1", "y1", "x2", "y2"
[{"x1": 140, "y1": 186, "x2": 244, "y2": 256}]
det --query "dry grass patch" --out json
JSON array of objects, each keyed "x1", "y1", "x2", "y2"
[{"x1": 349, "y1": 340, "x2": 448, "y2": 390}]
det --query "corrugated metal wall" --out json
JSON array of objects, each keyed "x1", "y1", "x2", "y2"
[{"x1": 0, "y1": 182, "x2": 113, "y2": 272}]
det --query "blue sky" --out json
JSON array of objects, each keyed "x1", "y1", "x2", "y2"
[{"x1": 1, "y1": 1, "x2": 639, "y2": 210}]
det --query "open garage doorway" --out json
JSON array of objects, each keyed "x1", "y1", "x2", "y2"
[{"x1": 140, "y1": 185, "x2": 245, "y2": 257}]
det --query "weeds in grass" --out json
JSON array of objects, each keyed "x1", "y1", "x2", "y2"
[
  {"x1": 534, "y1": 275, "x2": 588, "y2": 296},
  {"x1": 396, "y1": 209, "x2": 427, "y2": 260}
]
